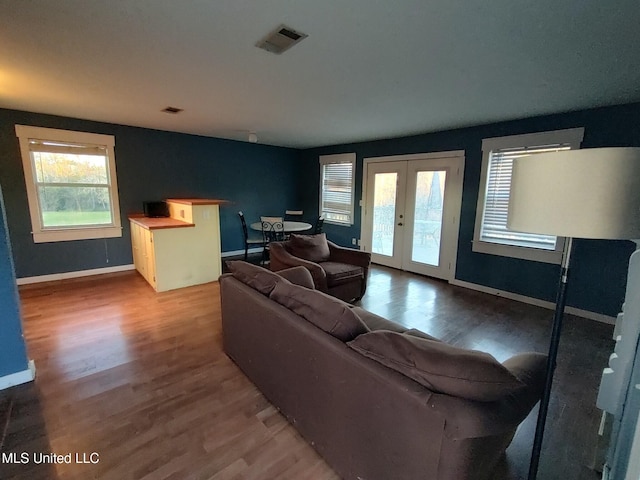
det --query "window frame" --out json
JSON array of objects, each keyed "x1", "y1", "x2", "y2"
[
  {"x1": 472, "y1": 127, "x2": 584, "y2": 264},
  {"x1": 319, "y1": 153, "x2": 356, "y2": 226},
  {"x1": 15, "y1": 125, "x2": 122, "y2": 243}
]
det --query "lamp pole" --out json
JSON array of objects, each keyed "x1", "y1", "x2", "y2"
[{"x1": 528, "y1": 237, "x2": 574, "y2": 480}]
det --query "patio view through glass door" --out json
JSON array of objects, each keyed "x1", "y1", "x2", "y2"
[
  {"x1": 409, "y1": 169, "x2": 446, "y2": 266},
  {"x1": 363, "y1": 154, "x2": 463, "y2": 280},
  {"x1": 368, "y1": 163, "x2": 406, "y2": 269}
]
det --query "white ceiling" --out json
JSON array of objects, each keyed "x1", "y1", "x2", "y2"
[{"x1": 1, "y1": 0, "x2": 639, "y2": 148}]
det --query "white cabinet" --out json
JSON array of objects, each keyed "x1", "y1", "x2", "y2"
[
  {"x1": 131, "y1": 221, "x2": 156, "y2": 287},
  {"x1": 129, "y1": 199, "x2": 224, "y2": 292}
]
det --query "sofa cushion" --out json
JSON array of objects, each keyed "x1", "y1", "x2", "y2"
[
  {"x1": 320, "y1": 261, "x2": 364, "y2": 287},
  {"x1": 227, "y1": 260, "x2": 288, "y2": 295},
  {"x1": 348, "y1": 330, "x2": 525, "y2": 402},
  {"x1": 351, "y1": 307, "x2": 406, "y2": 333},
  {"x1": 350, "y1": 308, "x2": 441, "y2": 341},
  {"x1": 404, "y1": 328, "x2": 441, "y2": 342},
  {"x1": 270, "y1": 281, "x2": 370, "y2": 342},
  {"x1": 289, "y1": 233, "x2": 331, "y2": 263}
]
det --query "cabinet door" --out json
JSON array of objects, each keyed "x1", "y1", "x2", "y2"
[
  {"x1": 131, "y1": 222, "x2": 146, "y2": 278},
  {"x1": 143, "y1": 229, "x2": 156, "y2": 288}
]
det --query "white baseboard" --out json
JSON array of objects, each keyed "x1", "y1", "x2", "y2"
[
  {"x1": 17, "y1": 264, "x2": 135, "y2": 285},
  {"x1": 221, "y1": 247, "x2": 264, "y2": 258},
  {"x1": 15, "y1": 249, "x2": 266, "y2": 285},
  {"x1": 450, "y1": 279, "x2": 616, "y2": 325},
  {"x1": 0, "y1": 360, "x2": 36, "y2": 391}
]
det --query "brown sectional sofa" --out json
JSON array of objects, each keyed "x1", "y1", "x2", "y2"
[{"x1": 220, "y1": 261, "x2": 547, "y2": 480}]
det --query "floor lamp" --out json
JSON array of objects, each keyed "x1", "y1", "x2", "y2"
[{"x1": 506, "y1": 147, "x2": 640, "y2": 480}]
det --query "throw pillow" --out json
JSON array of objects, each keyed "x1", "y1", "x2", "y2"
[
  {"x1": 227, "y1": 260, "x2": 288, "y2": 295},
  {"x1": 270, "y1": 281, "x2": 369, "y2": 342},
  {"x1": 348, "y1": 330, "x2": 525, "y2": 402},
  {"x1": 289, "y1": 233, "x2": 331, "y2": 263}
]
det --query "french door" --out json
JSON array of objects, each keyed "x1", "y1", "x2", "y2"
[{"x1": 362, "y1": 152, "x2": 463, "y2": 280}]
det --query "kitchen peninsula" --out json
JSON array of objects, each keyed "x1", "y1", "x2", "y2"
[{"x1": 129, "y1": 198, "x2": 226, "y2": 292}]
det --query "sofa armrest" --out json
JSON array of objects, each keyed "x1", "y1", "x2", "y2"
[
  {"x1": 427, "y1": 352, "x2": 548, "y2": 439},
  {"x1": 269, "y1": 242, "x2": 329, "y2": 292},
  {"x1": 276, "y1": 266, "x2": 316, "y2": 289},
  {"x1": 327, "y1": 241, "x2": 372, "y2": 268},
  {"x1": 502, "y1": 352, "x2": 547, "y2": 396}
]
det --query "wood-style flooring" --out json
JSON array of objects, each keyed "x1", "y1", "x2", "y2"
[{"x1": 0, "y1": 263, "x2": 613, "y2": 480}]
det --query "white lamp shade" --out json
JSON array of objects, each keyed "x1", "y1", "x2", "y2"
[{"x1": 508, "y1": 147, "x2": 640, "y2": 239}]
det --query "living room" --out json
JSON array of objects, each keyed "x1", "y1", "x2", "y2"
[{"x1": 1, "y1": 2, "x2": 640, "y2": 479}]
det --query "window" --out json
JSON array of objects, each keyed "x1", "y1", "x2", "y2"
[
  {"x1": 319, "y1": 153, "x2": 356, "y2": 225},
  {"x1": 15, "y1": 125, "x2": 122, "y2": 243},
  {"x1": 473, "y1": 128, "x2": 584, "y2": 263}
]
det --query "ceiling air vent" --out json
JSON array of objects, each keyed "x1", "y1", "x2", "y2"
[
  {"x1": 256, "y1": 24, "x2": 308, "y2": 54},
  {"x1": 162, "y1": 106, "x2": 183, "y2": 114}
]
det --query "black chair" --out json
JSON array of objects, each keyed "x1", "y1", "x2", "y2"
[
  {"x1": 313, "y1": 216, "x2": 325, "y2": 234},
  {"x1": 261, "y1": 217, "x2": 285, "y2": 243},
  {"x1": 238, "y1": 211, "x2": 266, "y2": 262},
  {"x1": 298, "y1": 216, "x2": 324, "y2": 236},
  {"x1": 260, "y1": 217, "x2": 285, "y2": 264},
  {"x1": 283, "y1": 210, "x2": 303, "y2": 239},
  {"x1": 284, "y1": 209, "x2": 304, "y2": 221}
]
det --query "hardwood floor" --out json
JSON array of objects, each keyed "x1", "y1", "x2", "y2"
[{"x1": 0, "y1": 264, "x2": 613, "y2": 480}]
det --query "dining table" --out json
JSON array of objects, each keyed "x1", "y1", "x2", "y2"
[{"x1": 250, "y1": 220, "x2": 312, "y2": 233}]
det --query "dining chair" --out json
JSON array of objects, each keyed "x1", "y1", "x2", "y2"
[
  {"x1": 261, "y1": 215, "x2": 285, "y2": 249},
  {"x1": 283, "y1": 210, "x2": 303, "y2": 239},
  {"x1": 284, "y1": 209, "x2": 304, "y2": 221},
  {"x1": 260, "y1": 216, "x2": 285, "y2": 264},
  {"x1": 238, "y1": 211, "x2": 266, "y2": 262}
]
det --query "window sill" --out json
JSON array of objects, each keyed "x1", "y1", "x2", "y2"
[
  {"x1": 33, "y1": 226, "x2": 122, "y2": 243},
  {"x1": 471, "y1": 240, "x2": 562, "y2": 264},
  {"x1": 323, "y1": 220, "x2": 353, "y2": 227}
]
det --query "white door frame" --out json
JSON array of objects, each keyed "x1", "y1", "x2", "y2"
[
  {"x1": 361, "y1": 150, "x2": 465, "y2": 281},
  {"x1": 363, "y1": 160, "x2": 407, "y2": 269}
]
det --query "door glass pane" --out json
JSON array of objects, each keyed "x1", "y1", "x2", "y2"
[
  {"x1": 372, "y1": 173, "x2": 397, "y2": 256},
  {"x1": 412, "y1": 170, "x2": 446, "y2": 266}
]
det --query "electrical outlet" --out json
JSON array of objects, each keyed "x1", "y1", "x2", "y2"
[
  {"x1": 357, "y1": 239, "x2": 361, "y2": 247},
  {"x1": 352, "y1": 238, "x2": 357, "y2": 245}
]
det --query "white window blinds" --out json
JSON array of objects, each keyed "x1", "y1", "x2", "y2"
[
  {"x1": 480, "y1": 144, "x2": 572, "y2": 250},
  {"x1": 319, "y1": 153, "x2": 355, "y2": 225}
]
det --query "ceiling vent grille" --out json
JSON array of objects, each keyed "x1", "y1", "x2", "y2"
[{"x1": 256, "y1": 24, "x2": 308, "y2": 54}]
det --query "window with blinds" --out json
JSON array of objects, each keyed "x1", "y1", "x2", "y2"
[
  {"x1": 473, "y1": 127, "x2": 584, "y2": 264},
  {"x1": 480, "y1": 144, "x2": 571, "y2": 250},
  {"x1": 16, "y1": 125, "x2": 122, "y2": 243},
  {"x1": 319, "y1": 153, "x2": 356, "y2": 225}
]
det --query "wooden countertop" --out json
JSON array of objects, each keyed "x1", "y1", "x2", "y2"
[
  {"x1": 166, "y1": 198, "x2": 228, "y2": 206},
  {"x1": 129, "y1": 198, "x2": 227, "y2": 229},
  {"x1": 129, "y1": 215, "x2": 195, "y2": 230}
]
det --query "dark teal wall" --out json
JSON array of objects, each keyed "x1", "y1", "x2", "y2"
[
  {"x1": 2, "y1": 104, "x2": 638, "y2": 316},
  {"x1": 0, "y1": 108, "x2": 301, "y2": 278},
  {"x1": 0, "y1": 185, "x2": 29, "y2": 378},
  {"x1": 299, "y1": 102, "x2": 640, "y2": 317}
]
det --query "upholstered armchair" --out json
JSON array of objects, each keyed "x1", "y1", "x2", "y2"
[{"x1": 269, "y1": 234, "x2": 371, "y2": 303}]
